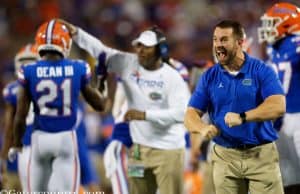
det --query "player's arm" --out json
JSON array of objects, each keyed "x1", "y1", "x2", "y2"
[
  {"x1": 103, "y1": 72, "x2": 117, "y2": 114},
  {"x1": 81, "y1": 83, "x2": 106, "y2": 112},
  {"x1": 0, "y1": 103, "x2": 15, "y2": 159},
  {"x1": 81, "y1": 61, "x2": 108, "y2": 112},
  {"x1": 13, "y1": 87, "x2": 31, "y2": 148}
]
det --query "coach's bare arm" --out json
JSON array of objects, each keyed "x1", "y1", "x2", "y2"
[{"x1": 225, "y1": 94, "x2": 286, "y2": 127}]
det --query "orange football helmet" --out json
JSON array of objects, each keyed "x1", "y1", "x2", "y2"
[
  {"x1": 35, "y1": 19, "x2": 72, "y2": 57},
  {"x1": 258, "y1": 2, "x2": 300, "y2": 44},
  {"x1": 14, "y1": 43, "x2": 39, "y2": 74}
]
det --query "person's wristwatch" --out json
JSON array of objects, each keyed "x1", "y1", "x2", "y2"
[{"x1": 239, "y1": 112, "x2": 247, "y2": 123}]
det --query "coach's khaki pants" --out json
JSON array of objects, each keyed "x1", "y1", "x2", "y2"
[
  {"x1": 2, "y1": 172, "x2": 22, "y2": 191},
  {"x1": 128, "y1": 144, "x2": 184, "y2": 194},
  {"x1": 211, "y1": 142, "x2": 284, "y2": 194}
]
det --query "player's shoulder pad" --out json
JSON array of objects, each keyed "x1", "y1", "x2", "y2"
[
  {"x1": 71, "y1": 59, "x2": 86, "y2": 64},
  {"x1": 68, "y1": 59, "x2": 90, "y2": 69}
]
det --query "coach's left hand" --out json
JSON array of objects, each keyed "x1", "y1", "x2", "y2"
[{"x1": 124, "y1": 109, "x2": 145, "y2": 121}]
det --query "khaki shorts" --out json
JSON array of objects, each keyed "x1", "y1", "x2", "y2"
[
  {"x1": 128, "y1": 144, "x2": 184, "y2": 194},
  {"x1": 211, "y1": 142, "x2": 284, "y2": 194}
]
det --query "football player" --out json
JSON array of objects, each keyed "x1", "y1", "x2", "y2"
[
  {"x1": 258, "y1": 2, "x2": 300, "y2": 194},
  {"x1": 1, "y1": 44, "x2": 38, "y2": 191},
  {"x1": 12, "y1": 19, "x2": 106, "y2": 192}
]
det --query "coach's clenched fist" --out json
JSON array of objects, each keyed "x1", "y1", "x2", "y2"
[{"x1": 224, "y1": 112, "x2": 243, "y2": 127}]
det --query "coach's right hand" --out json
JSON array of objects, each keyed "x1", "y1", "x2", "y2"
[
  {"x1": 203, "y1": 124, "x2": 219, "y2": 139},
  {"x1": 57, "y1": 19, "x2": 78, "y2": 36}
]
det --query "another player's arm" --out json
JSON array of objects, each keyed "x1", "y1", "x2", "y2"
[
  {"x1": 0, "y1": 103, "x2": 15, "y2": 159},
  {"x1": 13, "y1": 87, "x2": 31, "y2": 149}
]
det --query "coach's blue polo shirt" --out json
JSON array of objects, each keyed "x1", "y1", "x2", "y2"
[{"x1": 189, "y1": 53, "x2": 284, "y2": 148}]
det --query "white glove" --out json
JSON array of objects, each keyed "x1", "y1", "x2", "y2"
[{"x1": 8, "y1": 148, "x2": 19, "y2": 162}]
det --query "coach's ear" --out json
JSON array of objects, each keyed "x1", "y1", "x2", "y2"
[{"x1": 237, "y1": 38, "x2": 244, "y2": 47}]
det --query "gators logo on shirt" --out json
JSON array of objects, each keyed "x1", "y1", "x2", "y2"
[
  {"x1": 149, "y1": 92, "x2": 162, "y2": 100},
  {"x1": 242, "y1": 78, "x2": 252, "y2": 86}
]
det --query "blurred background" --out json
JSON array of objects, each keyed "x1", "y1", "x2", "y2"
[
  {"x1": 0, "y1": 0, "x2": 299, "y2": 103},
  {"x1": 0, "y1": 0, "x2": 299, "y2": 192}
]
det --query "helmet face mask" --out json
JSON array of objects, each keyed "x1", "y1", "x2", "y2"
[
  {"x1": 258, "y1": 2, "x2": 300, "y2": 44},
  {"x1": 35, "y1": 19, "x2": 72, "y2": 58},
  {"x1": 258, "y1": 15, "x2": 281, "y2": 44}
]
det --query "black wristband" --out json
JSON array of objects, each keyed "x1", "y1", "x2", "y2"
[{"x1": 239, "y1": 112, "x2": 246, "y2": 123}]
